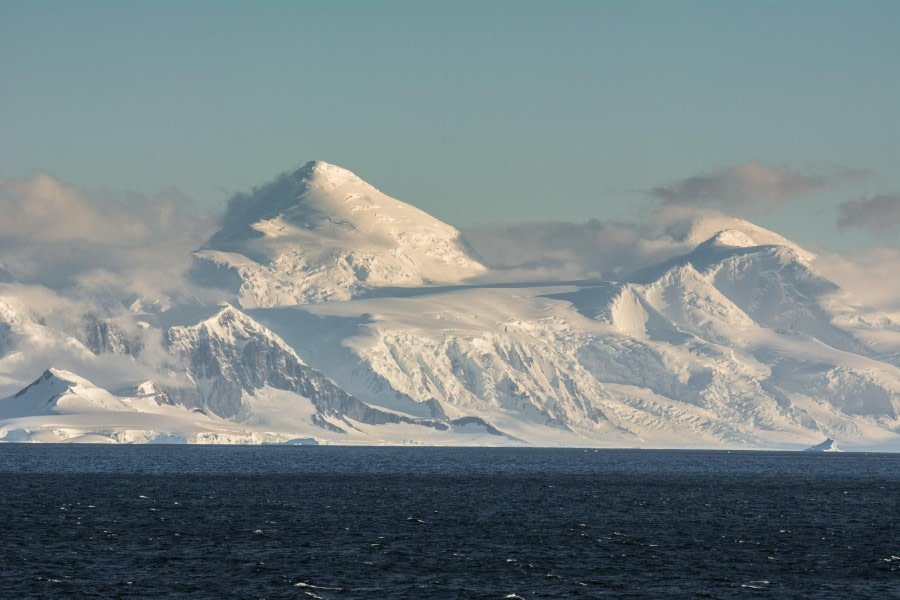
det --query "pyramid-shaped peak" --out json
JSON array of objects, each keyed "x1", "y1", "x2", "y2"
[
  {"x1": 44, "y1": 368, "x2": 91, "y2": 386},
  {"x1": 196, "y1": 160, "x2": 487, "y2": 306},
  {"x1": 46, "y1": 367, "x2": 76, "y2": 380},
  {"x1": 291, "y1": 160, "x2": 370, "y2": 189},
  {"x1": 169, "y1": 302, "x2": 304, "y2": 364},
  {"x1": 213, "y1": 302, "x2": 241, "y2": 318},
  {"x1": 191, "y1": 304, "x2": 286, "y2": 344},
  {"x1": 695, "y1": 229, "x2": 758, "y2": 251},
  {"x1": 192, "y1": 303, "x2": 253, "y2": 330},
  {"x1": 12, "y1": 368, "x2": 92, "y2": 400},
  {"x1": 4, "y1": 367, "x2": 129, "y2": 417}
]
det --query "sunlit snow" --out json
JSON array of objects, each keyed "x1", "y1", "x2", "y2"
[{"x1": 0, "y1": 162, "x2": 897, "y2": 449}]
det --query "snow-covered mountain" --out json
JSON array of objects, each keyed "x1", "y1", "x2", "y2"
[
  {"x1": 0, "y1": 161, "x2": 897, "y2": 448},
  {"x1": 4, "y1": 368, "x2": 132, "y2": 416},
  {"x1": 192, "y1": 161, "x2": 486, "y2": 307},
  {"x1": 160, "y1": 304, "x2": 477, "y2": 435},
  {"x1": 0, "y1": 303, "x2": 519, "y2": 444},
  {"x1": 629, "y1": 229, "x2": 893, "y2": 357},
  {"x1": 0, "y1": 368, "x2": 259, "y2": 443},
  {"x1": 0, "y1": 294, "x2": 98, "y2": 393},
  {"x1": 0, "y1": 358, "x2": 517, "y2": 445},
  {"x1": 248, "y1": 227, "x2": 899, "y2": 449}
]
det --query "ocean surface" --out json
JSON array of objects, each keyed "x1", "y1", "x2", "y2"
[{"x1": 0, "y1": 446, "x2": 897, "y2": 599}]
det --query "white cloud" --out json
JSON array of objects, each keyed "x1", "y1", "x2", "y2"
[
  {"x1": 0, "y1": 282, "x2": 196, "y2": 396},
  {"x1": 814, "y1": 247, "x2": 900, "y2": 312},
  {"x1": 0, "y1": 174, "x2": 149, "y2": 243},
  {"x1": 0, "y1": 173, "x2": 220, "y2": 306}
]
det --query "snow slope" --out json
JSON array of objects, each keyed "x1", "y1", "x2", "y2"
[
  {"x1": 0, "y1": 367, "x2": 520, "y2": 445},
  {"x1": 0, "y1": 368, "x2": 261, "y2": 443},
  {"x1": 249, "y1": 229, "x2": 899, "y2": 450},
  {"x1": 158, "y1": 304, "x2": 518, "y2": 442},
  {"x1": 0, "y1": 161, "x2": 897, "y2": 449},
  {"x1": 193, "y1": 161, "x2": 486, "y2": 306}
]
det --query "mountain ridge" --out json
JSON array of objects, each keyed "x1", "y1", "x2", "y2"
[{"x1": 0, "y1": 161, "x2": 897, "y2": 448}]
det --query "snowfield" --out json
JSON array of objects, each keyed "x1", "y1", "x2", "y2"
[{"x1": 0, "y1": 162, "x2": 897, "y2": 449}]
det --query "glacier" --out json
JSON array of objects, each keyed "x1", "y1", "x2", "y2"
[{"x1": 0, "y1": 161, "x2": 897, "y2": 449}]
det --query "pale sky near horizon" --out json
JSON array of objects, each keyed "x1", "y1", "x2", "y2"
[{"x1": 2, "y1": 0, "x2": 898, "y2": 252}]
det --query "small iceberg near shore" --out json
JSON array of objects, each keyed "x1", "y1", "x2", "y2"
[{"x1": 803, "y1": 438, "x2": 842, "y2": 452}]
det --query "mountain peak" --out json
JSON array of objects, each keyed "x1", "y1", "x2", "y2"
[
  {"x1": 195, "y1": 161, "x2": 486, "y2": 306},
  {"x1": 195, "y1": 303, "x2": 254, "y2": 330},
  {"x1": 42, "y1": 368, "x2": 82, "y2": 386},
  {"x1": 688, "y1": 228, "x2": 818, "y2": 270},
  {"x1": 629, "y1": 223, "x2": 818, "y2": 285},
  {"x1": 24, "y1": 368, "x2": 104, "y2": 395},
  {"x1": 679, "y1": 217, "x2": 817, "y2": 263},
  {"x1": 214, "y1": 302, "x2": 240, "y2": 318},
  {"x1": 178, "y1": 304, "x2": 301, "y2": 359},
  {"x1": 695, "y1": 229, "x2": 758, "y2": 251},
  {"x1": 291, "y1": 160, "x2": 368, "y2": 190}
]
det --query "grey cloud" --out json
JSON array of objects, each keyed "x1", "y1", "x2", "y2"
[
  {"x1": 651, "y1": 162, "x2": 865, "y2": 213},
  {"x1": 463, "y1": 206, "x2": 726, "y2": 282},
  {"x1": 837, "y1": 194, "x2": 900, "y2": 236},
  {"x1": 464, "y1": 203, "x2": 826, "y2": 286},
  {"x1": 465, "y1": 219, "x2": 638, "y2": 281}
]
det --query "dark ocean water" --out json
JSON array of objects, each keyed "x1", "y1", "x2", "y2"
[{"x1": 0, "y1": 446, "x2": 897, "y2": 599}]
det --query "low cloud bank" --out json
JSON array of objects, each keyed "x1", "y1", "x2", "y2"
[
  {"x1": 0, "y1": 173, "x2": 219, "y2": 309},
  {"x1": 814, "y1": 247, "x2": 900, "y2": 312},
  {"x1": 0, "y1": 169, "x2": 897, "y2": 317},
  {"x1": 464, "y1": 206, "x2": 794, "y2": 282},
  {"x1": 465, "y1": 205, "x2": 900, "y2": 313}
]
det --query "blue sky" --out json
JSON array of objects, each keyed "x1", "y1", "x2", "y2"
[{"x1": 2, "y1": 0, "x2": 898, "y2": 251}]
